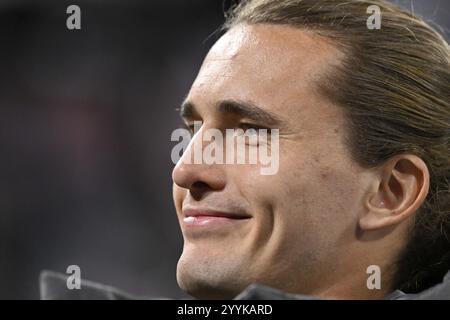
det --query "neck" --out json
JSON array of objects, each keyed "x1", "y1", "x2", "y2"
[
  {"x1": 310, "y1": 271, "x2": 392, "y2": 299},
  {"x1": 307, "y1": 253, "x2": 399, "y2": 299}
]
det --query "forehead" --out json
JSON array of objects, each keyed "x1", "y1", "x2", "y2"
[
  {"x1": 188, "y1": 24, "x2": 344, "y2": 123},
  {"x1": 202, "y1": 24, "x2": 340, "y2": 83},
  {"x1": 188, "y1": 24, "x2": 343, "y2": 129}
]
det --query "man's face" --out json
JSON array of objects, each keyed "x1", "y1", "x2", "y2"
[{"x1": 172, "y1": 24, "x2": 372, "y2": 299}]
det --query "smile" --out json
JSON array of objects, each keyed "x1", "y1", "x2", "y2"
[{"x1": 182, "y1": 209, "x2": 251, "y2": 228}]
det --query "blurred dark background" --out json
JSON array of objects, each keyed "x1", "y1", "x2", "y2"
[{"x1": 0, "y1": 0, "x2": 448, "y2": 299}]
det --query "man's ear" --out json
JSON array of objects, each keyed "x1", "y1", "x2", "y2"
[{"x1": 359, "y1": 154, "x2": 430, "y2": 231}]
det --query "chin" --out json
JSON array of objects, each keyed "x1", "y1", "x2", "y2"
[{"x1": 176, "y1": 253, "x2": 247, "y2": 299}]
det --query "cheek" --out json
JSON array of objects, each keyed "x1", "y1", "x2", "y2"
[{"x1": 270, "y1": 144, "x2": 361, "y2": 230}]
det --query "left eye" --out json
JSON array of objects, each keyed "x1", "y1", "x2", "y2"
[{"x1": 238, "y1": 123, "x2": 266, "y2": 132}]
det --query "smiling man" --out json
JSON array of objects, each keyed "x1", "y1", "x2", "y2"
[{"x1": 171, "y1": 0, "x2": 450, "y2": 300}]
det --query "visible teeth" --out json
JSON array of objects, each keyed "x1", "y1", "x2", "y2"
[{"x1": 184, "y1": 216, "x2": 195, "y2": 223}]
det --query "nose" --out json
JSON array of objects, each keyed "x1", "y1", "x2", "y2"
[{"x1": 172, "y1": 130, "x2": 226, "y2": 200}]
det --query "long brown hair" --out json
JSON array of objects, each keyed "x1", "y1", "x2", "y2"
[{"x1": 224, "y1": 0, "x2": 450, "y2": 293}]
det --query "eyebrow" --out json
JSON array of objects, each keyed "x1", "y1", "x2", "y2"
[{"x1": 179, "y1": 99, "x2": 285, "y2": 127}]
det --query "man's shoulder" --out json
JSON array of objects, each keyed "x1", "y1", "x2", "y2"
[{"x1": 38, "y1": 269, "x2": 450, "y2": 300}]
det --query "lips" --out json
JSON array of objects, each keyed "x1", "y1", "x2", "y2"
[{"x1": 182, "y1": 208, "x2": 251, "y2": 228}]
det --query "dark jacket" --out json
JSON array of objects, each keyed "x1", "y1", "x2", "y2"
[{"x1": 39, "y1": 270, "x2": 450, "y2": 300}]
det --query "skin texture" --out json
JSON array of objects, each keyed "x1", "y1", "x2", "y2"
[{"x1": 172, "y1": 24, "x2": 430, "y2": 299}]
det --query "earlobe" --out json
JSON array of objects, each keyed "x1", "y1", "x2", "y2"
[{"x1": 359, "y1": 155, "x2": 430, "y2": 231}]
